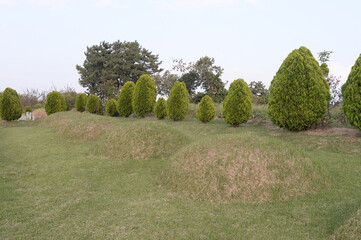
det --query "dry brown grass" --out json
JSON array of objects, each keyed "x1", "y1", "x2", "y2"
[
  {"x1": 33, "y1": 109, "x2": 47, "y2": 120},
  {"x1": 160, "y1": 134, "x2": 325, "y2": 203},
  {"x1": 331, "y1": 208, "x2": 361, "y2": 240}
]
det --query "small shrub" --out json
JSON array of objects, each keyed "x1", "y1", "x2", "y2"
[
  {"x1": 223, "y1": 79, "x2": 252, "y2": 127},
  {"x1": 117, "y1": 81, "x2": 135, "y2": 117},
  {"x1": 106, "y1": 99, "x2": 118, "y2": 117},
  {"x1": 86, "y1": 94, "x2": 101, "y2": 114},
  {"x1": 132, "y1": 75, "x2": 157, "y2": 117},
  {"x1": 0, "y1": 88, "x2": 22, "y2": 121},
  {"x1": 75, "y1": 93, "x2": 87, "y2": 112},
  {"x1": 167, "y1": 81, "x2": 189, "y2": 121},
  {"x1": 154, "y1": 97, "x2": 167, "y2": 119},
  {"x1": 45, "y1": 91, "x2": 67, "y2": 115},
  {"x1": 342, "y1": 54, "x2": 361, "y2": 131},
  {"x1": 196, "y1": 95, "x2": 215, "y2": 123},
  {"x1": 36, "y1": 103, "x2": 42, "y2": 109},
  {"x1": 24, "y1": 106, "x2": 32, "y2": 112}
]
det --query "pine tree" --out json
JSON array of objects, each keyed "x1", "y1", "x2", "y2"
[
  {"x1": 132, "y1": 75, "x2": 157, "y2": 117},
  {"x1": 167, "y1": 81, "x2": 189, "y2": 121},
  {"x1": 342, "y1": 54, "x2": 361, "y2": 130},
  {"x1": 154, "y1": 97, "x2": 167, "y2": 119},
  {"x1": 117, "y1": 81, "x2": 135, "y2": 117},
  {"x1": 196, "y1": 95, "x2": 215, "y2": 123},
  {"x1": 267, "y1": 46, "x2": 330, "y2": 131},
  {"x1": 222, "y1": 79, "x2": 252, "y2": 127}
]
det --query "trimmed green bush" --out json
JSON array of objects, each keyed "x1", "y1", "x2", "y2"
[
  {"x1": 267, "y1": 46, "x2": 330, "y2": 131},
  {"x1": 154, "y1": 97, "x2": 167, "y2": 119},
  {"x1": 45, "y1": 91, "x2": 67, "y2": 116},
  {"x1": 196, "y1": 95, "x2": 215, "y2": 123},
  {"x1": 132, "y1": 75, "x2": 157, "y2": 117},
  {"x1": 36, "y1": 103, "x2": 42, "y2": 109},
  {"x1": 75, "y1": 93, "x2": 87, "y2": 112},
  {"x1": 117, "y1": 81, "x2": 135, "y2": 117},
  {"x1": 342, "y1": 54, "x2": 361, "y2": 130},
  {"x1": 167, "y1": 81, "x2": 189, "y2": 121},
  {"x1": 222, "y1": 79, "x2": 252, "y2": 127},
  {"x1": 106, "y1": 99, "x2": 118, "y2": 117},
  {"x1": 24, "y1": 106, "x2": 32, "y2": 112},
  {"x1": 0, "y1": 87, "x2": 22, "y2": 121},
  {"x1": 86, "y1": 94, "x2": 101, "y2": 114}
]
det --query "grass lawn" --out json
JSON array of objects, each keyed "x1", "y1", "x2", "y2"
[{"x1": 1, "y1": 112, "x2": 360, "y2": 239}]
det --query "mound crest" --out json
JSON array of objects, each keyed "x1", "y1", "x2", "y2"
[
  {"x1": 92, "y1": 122, "x2": 189, "y2": 160},
  {"x1": 160, "y1": 134, "x2": 324, "y2": 202}
]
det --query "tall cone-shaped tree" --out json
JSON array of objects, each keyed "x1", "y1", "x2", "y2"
[
  {"x1": 117, "y1": 81, "x2": 135, "y2": 117},
  {"x1": 0, "y1": 88, "x2": 22, "y2": 121},
  {"x1": 222, "y1": 79, "x2": 252, "y2": 127},
  {"x1": 167, "y1": 81, "x2": 189, "y2": 121},
  {"x1": 342, "y1": 54, "x2": 361, "y2": 130},
  {"x1": 45, "y1": 91, "x2": 67, "y2": 115},
  {"x1": 267, "y1": 46, "x2": 330, "y2": 131},
  {"x1": 106, "y1": 99, "x2": 118, "y2": 117},
  {"x1": 154, "y1": 97, "x2": 167, "y2": 119},
  {"x1": 132, "y1": 75, "x2": 157, "y2": 117},
  {"x1": 75, "y1": 93, "x2": 87, "y2": 112},
  {"x1": 196, "y1": 95, "x2": 215, "y2": 123}
]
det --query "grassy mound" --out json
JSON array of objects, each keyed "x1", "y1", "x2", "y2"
[
  {"x1": 92, "y1": 121, "x2": 190, "y2": 160},
  {"x1": 41, "y1": 112, "x2": 115, "y2": 142},
  {"x1": 331, "y1": 208, "x2": 361, "y2": 240},
  {"x1": 160, "y1": 134, "x2": 325, "y2": 202}
]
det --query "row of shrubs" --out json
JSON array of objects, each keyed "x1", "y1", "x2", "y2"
[{"x1": 1, "y1": 46, "x2": 360, "y2": 131}]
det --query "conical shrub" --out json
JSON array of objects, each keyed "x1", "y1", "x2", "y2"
[
  {"x1": 0, "y1": 87, "x2": 22, "y2": 121},
  {"x1": 222, "y1": 79, "x2": 252, "y2": 127},
  {"x1": 196, "y1": 95, "x2": 215, "y2": 123},
  {"x1": 132, "y1": 75, "x2": 157, "y2": 117},
  {"x1": 267, "y1": 46, "x2": 330, "y2": 131},
  {"x1": 167, "y1": 81, "x2": 189, "y2": 121},
  {"x1": 154, "y1": 97, "x2": 167, "y2": 119},
  {"x1": 106, "y1": 99, "x2": 118, "y2": 117},
  {"x1": 342, "y1": 54, "x2": 361, "y2": 130},
  {"x1": 86, "y1": 94, "x2": 101, "y2": 114},
  {"x1": 117, "y1": 81, "x2": 135, "y2": 117},
  {"x1": 75, "y1": 93, "x2": 87, "y2": 112},
  {"x1": 45, "y1": 91, "x2": 67, "y2": 115}
]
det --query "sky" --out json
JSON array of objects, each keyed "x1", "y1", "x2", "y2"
[{"x1": 1, "y1": 0, "x2": 361, "y2": 94}]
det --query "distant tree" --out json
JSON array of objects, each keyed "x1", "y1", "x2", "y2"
[
  {"x1": 153, "y1": 70, "x2": 179, "y2": 96},
  {"x1": 19, "y1": 89, "x2": 41, "y2": 110},
  {"x1": 76, "y1": 40, "x2": 162, "y2": 100},
  {"x1": 45, "y1": 91, "x2": 67, "y2": 115},
  {"x1": 132, "y1": 75, "x2": 157, "y2": 117},
  {"x1": 196, "y1": 95, "x2": 215, "y2": 123},
  {"x1": 179, "y1": 71, "x2": 201, "y2": 100},
  {"x1": 106, "y1": 99, "x2": 118, "y2": 117},
  {"x1": 24, "y1": 106, "x2": 32, "y2": 112},
  {"x1": 223, "y1": 79, "x2": 252, "y2": 127},
  {"x1": 61, "y1": 86, "x2": 77, "y2": 111},
  {"x1": 75, "y1": 93, "x2": 87, "y2": 112},
  {"x1": 167, "y1": 81, "x2": 189, "y2": 121},
  {"x1": 320, "y1": 63, "x2": 330, "y2": 77},
  {"x1": 317, "y1": 50, "x2": 333, "y2": 63},
  {"x1": 249, "y1": 81, "x2": 269, "y2": 104},
  {"x1": 0, "y1": 88, "x2": 22, "y2": 121},
  {"x1": 117, "y1": 81, "x2": 135, "y2": 117},
  {"x1": 154, "y1": 97, "x2": 167, "y2": 120}
]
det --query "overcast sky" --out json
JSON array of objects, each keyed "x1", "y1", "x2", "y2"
[{"x1": 1, "y1": 0, "x2": 360, "y2": 94}]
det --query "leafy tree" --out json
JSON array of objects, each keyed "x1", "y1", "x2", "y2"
[
  {"x1": 318, "y1": 50, "x2": 333, "y2": 63},
  {"x1": 36, "y1": 103, "x2": 42, "y2": 109},
  {"x1": 117, "y1": 81, "x2": 135, "y2": 117},
  {"x1": 76, "y1": 40, "x2": 162, "y2": 100},
  {"x1": 268, "y1": 46, "x2": 330, "y2": 131},
  {"x1": 179, "y1": 71, "x2": 201, "y2": 100},
  {"x1": 342, "y1": 54, "x2": 361, "y2": 130},
  {"x1": 196, "y1": 95, "x2": 215, "y2": 123},
  {"x1": 61, "y1": 86, "x2": 77, "y2": 110},
  {"x1": 86, "y1": 94, "x2": 101, "y2": 114},
  {"x1": 75, "y1": 93, "x2": 87, "y2": 112},
  {"x1": 223, "y1": 79, "x2": 252, "y2": 127},
  {"x1": 249, "y1": 81, "x2": 269, "y2": 104},
  {"x1": 19, "y1": 89, "x2": 41, "y2": 110},
  {"x1": 106, "y1": 99, "x2": 118, "y2": 117},
  {"x1": 45, "y1": 91, "x2": 67, "y2": 115},
  {"x1": 154, "y1": 97, "x2": 167, "y2": 119},
  {"x1": 0, "y1": 88, "x2": 22, "y2": 121},
  {"x1": 132, "y1": 74, "x2": 157, "y2": 117},
  {"x1": 167, "y1": 81, "x2": 189, "y2": 121},
  {"x1": 153, "y1": 70, "x2": 179, "y2": 96}
]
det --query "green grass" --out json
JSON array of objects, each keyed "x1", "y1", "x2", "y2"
[{"x1": 1, "y1": 111, "x2": 361, "y2": 239}]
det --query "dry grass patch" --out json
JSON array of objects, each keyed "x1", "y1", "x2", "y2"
[
  {"x1": 160, "y1": 134, "x2": 325, "y2": 203},
  {"x1": 331, "y1": 208, "x2": 361, "y2": 240}
]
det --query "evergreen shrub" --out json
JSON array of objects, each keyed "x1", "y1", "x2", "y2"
[
  {"x1": 24, "y1": 106, "x2": 32, "y2": 112},
  {"x1": 223, "y1": 79, "x2": 252, "y2": 127},
  {"x1": 86, "y1": 94, "x2": 101, "y2": 114},
  {"x1": 117, "y1": 81, "x2": 135, "y2": 117},
  {"x1": 167, "y1": 81, "x2": 189, "y2": 121},
  {"x1": 45, "y1": 91, "x2": 67, "y2": 115},
  {"x1": 154, "y1": 97, "x2": 167, "y2": 119},
  {"x1": 75, "y1": 93, "x2": 87, "y2": 112},
  {"x1": 267, "y1": 46, "x2": 330, "y2": 131},
  {"x1": 132, "y1": 75, "x2": 157, "y2": 117},
  {"x1": 106, "y1": 99, "x2": 118, "y2": 117},
  {"x1": 196, "y1": 95, "x2": 215, "y2": 123},
  {"x1": 0, "y1": 87, "x2": 22, "y2": 121}
]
